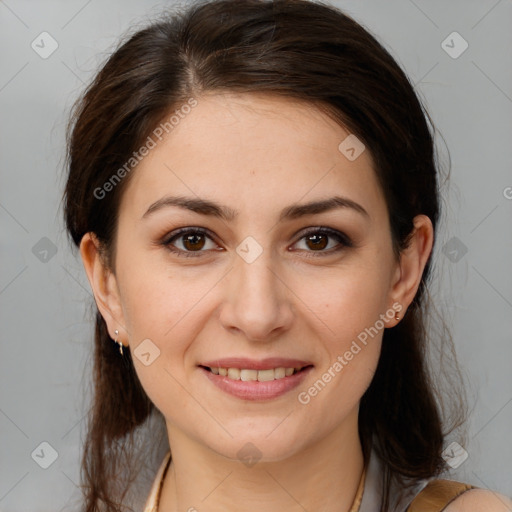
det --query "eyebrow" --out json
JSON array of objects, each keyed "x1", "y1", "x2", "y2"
[{"x1": 142, "y1": 195, "x2": 369, "y2": 222}]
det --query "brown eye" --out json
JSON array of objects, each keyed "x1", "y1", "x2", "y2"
[
  {"x1": 162, "y1": 228, "x2": 219, "y2": 258},
  {"x1": 182, "y1": 233, "x2": 206, "y2": 251},
  {"x1": 304, "y1": 233, "x2": 329, "y2": 250},
  {"x1": 292, "y1": 227, "x2": 352, "y2": 257}
]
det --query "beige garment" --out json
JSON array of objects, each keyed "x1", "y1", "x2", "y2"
[
  {"x1": 143, "y1": 451, "x2": 172, "y2": 512},
  {"x1": 143, "y1": 450, "x2": 366, "y2": 512}
]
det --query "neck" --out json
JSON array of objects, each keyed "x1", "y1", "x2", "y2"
[{"x1": 159, "y1": 408, "x2": 365, "y2": 512}]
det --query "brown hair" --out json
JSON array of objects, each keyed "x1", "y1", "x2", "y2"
[{"x1": 63, "y1": 1, "x2": 467, "y2": 510}]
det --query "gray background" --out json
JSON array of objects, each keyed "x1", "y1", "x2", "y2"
[{"x1": 1, "y1": 0, "x2": 511, "y2": 510}]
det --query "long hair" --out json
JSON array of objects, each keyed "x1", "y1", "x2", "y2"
[{"x1": 63, "y1": 1, "x2": 467, "y2": 510}]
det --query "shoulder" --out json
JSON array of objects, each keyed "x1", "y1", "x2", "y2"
[{"x1": 444, "y1": 489, "x2": 512, "y2": 512}]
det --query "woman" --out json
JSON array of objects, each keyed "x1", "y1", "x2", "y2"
[{"x1": 63, "y1": 0, "x2": 511, "y2": 511}]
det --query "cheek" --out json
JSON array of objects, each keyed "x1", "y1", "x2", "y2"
[
  {"x1": 294, "y1": 259, "x2": 390, "y2": 395},
  {"x1": 297, "y1": 287, "x2": 384, "y2": 425},
  {"x1": 115, "y1": 257, "x2": 217, "y2": 395},
  {"x1": 121, "y1": 274, "x2": 199, "y2": 416},
  {"x1": 116, "y1": 249, "x2": 205, "y2": 341},
  {"x1": 298, "y1": 257, "x2": 392, "y2": 338}
]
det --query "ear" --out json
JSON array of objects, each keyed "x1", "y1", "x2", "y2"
[
  {"x1": 389, "y1": 214, "x2": 434, "y2": 323},
  {"x1": 79, "y1": 232, "x2": 128, "y2": 348}
]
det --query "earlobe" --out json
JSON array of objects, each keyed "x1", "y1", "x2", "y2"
[
  {"x1": 389, "y1": 215, "x2": 434, "y2": 322},
  {"x1": 79, "y1": 233, "x2": 128, "y2": 345}
]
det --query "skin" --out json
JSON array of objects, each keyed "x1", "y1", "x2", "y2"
[{"x1": 80, "y1": 92, "x2": 509, "y2": 511}]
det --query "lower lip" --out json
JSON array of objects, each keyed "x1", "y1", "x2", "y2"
[{"x1": 199, "y1": 366, "x2": 313, "y2": 401}]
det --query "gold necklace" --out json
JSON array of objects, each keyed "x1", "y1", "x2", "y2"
[{"x1": 350, "y1": 466, "x2": 366, "y2": 512}]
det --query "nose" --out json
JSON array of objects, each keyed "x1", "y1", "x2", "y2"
[{"x1": 219, "y1": 248, "x2": 294, "y2": 342}]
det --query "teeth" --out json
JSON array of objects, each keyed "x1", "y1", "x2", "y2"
[
  {"x1": 241, "y1": 369, "x2": 258, "y2": 381},
  {"x1": 257, "y1": 369, "x2": 275, "y2": 382},
  {"x1": 274, "y1": 367, "x2": 286, "y2": 379},
  {"x1": 227, "y1": 368, "x2": 241, "y2": 380},
  {"x1": 208, "y1": 366, "x2": 303, "y2": 381}
]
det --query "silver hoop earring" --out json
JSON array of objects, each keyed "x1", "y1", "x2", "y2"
[{"x1": 114, "y1": 329, "x2": 123, "y2": 356}]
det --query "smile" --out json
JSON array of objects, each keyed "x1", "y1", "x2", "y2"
[
  {"x1": 202, "y1": 365, "x2": 310, "y2": 381},
  {"x1": 198, "y1": 364, "x2": 314, "y2": 401}
]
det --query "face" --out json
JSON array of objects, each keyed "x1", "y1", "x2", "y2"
[{"x1": 90, "y1": 92, "x2": 416, "y2": 462}]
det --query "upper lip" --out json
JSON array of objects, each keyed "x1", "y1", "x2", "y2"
[{"x1": 199, "y1": 358, "x2": 314, "y2": 371}]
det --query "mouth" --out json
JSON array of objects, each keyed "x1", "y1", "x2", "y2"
[
  {"x1": 198, "y1": 362, "x2": 314, "y2": 401},
  {"x1": 198, "y1": 364, "x2": 313, "y2": 382}
]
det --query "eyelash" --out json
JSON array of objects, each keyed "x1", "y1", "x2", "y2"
[{"x1": 160, "y1": 226, "x2": 353, "y2": 259}]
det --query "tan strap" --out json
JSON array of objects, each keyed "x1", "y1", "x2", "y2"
[{"x1": 407, "y1": 479, "x2": 477, "y2": 512}]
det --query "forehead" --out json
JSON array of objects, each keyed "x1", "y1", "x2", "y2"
[{"x1": 119, "y1": 92, "x2": 386, "y2": 222}]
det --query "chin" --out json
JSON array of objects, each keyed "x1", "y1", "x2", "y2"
[{"x1": 203, "y1": 429, "x2": 308, "y2": 464}]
